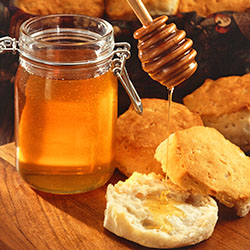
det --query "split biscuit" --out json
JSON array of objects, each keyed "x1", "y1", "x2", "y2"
[
  {"x1": 155, "y1": 126, "x2": 250, "y2": 217},
  {"x1": 104, "y1": 172, "x2": 218, "y2": 248},
  {"x1": 115, "y1": 98, "x2": 203, "y2": 177}
]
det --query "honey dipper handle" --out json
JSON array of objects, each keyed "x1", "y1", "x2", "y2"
[{"x1": 126, "y1": 0, "x2": 153, "y2": 26}]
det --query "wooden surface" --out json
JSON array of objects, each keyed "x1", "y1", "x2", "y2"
[{"x1": 0, "y1": 143, "x2": 249, "y2": 250}]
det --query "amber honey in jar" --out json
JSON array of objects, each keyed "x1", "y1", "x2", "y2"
[{"x1": 14, "y1": 14, "x2": 120, "y2": 194}]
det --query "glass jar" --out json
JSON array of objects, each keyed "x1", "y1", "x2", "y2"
[{"x1": 0, "y1": 14, "x2": 142, "y2": 194}]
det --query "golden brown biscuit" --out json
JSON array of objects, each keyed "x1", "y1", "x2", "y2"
[
  {"x1": 106, "y1": 0, "x2": 179, "y2": 21},
  {"x1": 115, "y1": 98, "x2": 203, "y2": 177},
  {"x1": 178, "y1": 0, "x2": 250, "y2": 17},
  {"x1": 104, "y1": 172, "x2": 218, "y2": 248},
  {"x1": 155, "y1": 126, "x2": 250, "y2": 217},
  {"x1": 14, "y1": 0, "x2": 104, "y2": 17},
  {"x1": 183, "y1": 74, "x2": 250, "y2": 152}
]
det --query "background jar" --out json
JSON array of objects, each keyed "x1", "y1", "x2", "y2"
[{"x1": 14, "y1": 14, "x2": 119, "y2": 194}]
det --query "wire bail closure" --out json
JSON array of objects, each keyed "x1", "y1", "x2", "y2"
[
  {"x1": 0, "y1": 36, "x2": 19, "y2": 54},
  {"x1": 112, "y1": 42, "x2": 143, "y2": 114},
  {"x1": 0, "y1": 37, "x2": 143, "y2": 114}
]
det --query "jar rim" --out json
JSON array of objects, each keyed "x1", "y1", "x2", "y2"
[
  {"x1": 18, "y1": 14, "x2": 115, "y2": 66},
  {"x1": 20, "y1": 14, "x2": 113, "y2": 46}
]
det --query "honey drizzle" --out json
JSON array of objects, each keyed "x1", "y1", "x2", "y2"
[
  {"x1": 144, "y1": 191, "x2": 185, "y2": 232},
  {"x1": 167, "y1": 87, "x2": 174, "y2": 171}
]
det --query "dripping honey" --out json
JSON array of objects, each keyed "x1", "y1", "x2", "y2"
[
  {"x1": 15, "y1": 62, "x2": 118, "y2": 194},
  {"x1": 166, "y1": 87, "x2": 174, "y2": 170},
  {"x1": 144, "y1": 191, "x2": 185, "y2": 232}
]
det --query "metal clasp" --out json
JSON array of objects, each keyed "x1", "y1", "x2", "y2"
[
  {"x1": 0, "y1": 36, "x2": 19, "y2": 54},
  {"x1": 0, "y1": 37, "x2": 143, "y2": 114},
  {"x1": 112, "y1": 42, "x2": 143, "y2": 114}
]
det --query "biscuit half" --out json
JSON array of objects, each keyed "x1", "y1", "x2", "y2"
[
  {"x1": 104, "y1": 172, "x2": 218, "y2": 249},
  {"x1": 115, "y1": 98, "x2": 203, "y2": 177},
  {"x1": 155, "y1": 126, "x2": 250, "y2": 217}
]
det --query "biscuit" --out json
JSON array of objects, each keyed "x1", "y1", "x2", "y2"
[
  {"x1": 106, "y1": 0, "x2": 179, "y2": 21},
  {"x1": 183, "y1": 74, "x2": 250, "y2": 152},
  {"x1": 178, "y1": 0, "x2": 250, "y2": 17},
  {"x1": 155, "y1": 126, "x2": 250, "y2": 217},
  {"x1": 104, "y1": 172, "x2": 218, "y2": 248},
  {"x1": 115, "y1": 98, "x2": 203, "y2": 177},
  {"x1": 14, "y1": 0, "x2": 104, "y2": 17}
]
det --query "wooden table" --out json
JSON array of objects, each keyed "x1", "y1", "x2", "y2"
[{"x1": 0, "y1": 143, "x2": 249, "y2": 250}]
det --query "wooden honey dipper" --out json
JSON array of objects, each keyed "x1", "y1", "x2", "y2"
[{"x1": 127, "y1": 0, "x2": 198, "y2": 88}]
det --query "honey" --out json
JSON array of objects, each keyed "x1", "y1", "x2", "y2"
[
  {"x1": 15, "y1": 65, "x2": 117, "y2": 193},
  {"x1": 10, "y1": 14, "x2": 134, "y2": 194},
  {"x1": 144, "y1": 191, "x2": 185, "y2": 232},
  {"x1": 8, "y1": 14, "x2": 141, "y2": 194},
  {"x1": 166, "y1": 87, "x2": 174, "y2": 170}
]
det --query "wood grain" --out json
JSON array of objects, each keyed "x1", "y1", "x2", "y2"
[
  {"x1": 0, "y1": 142, "x2": 15, "y2": 166},
  {"x1": 0, "y1": 143, "x2": 249, "y2": 250}
]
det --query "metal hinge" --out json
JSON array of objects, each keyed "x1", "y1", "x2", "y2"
[
  {"x1": 112, "y1": 42, "x2": 143, "y2": 114},
  {"x1": 0, "y1": 37, "x2": 143, "y2": 114},
  {"x1": 0, "y1": 36, "x2": 19, "y2": 54}
]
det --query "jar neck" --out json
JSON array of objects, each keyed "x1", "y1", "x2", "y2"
[
  {"x1": 18, "y1": 14, "x2": 115, "y2": 78},
  {"x1": 19, "y1": 53, "x2": 113, "y2": 80}
]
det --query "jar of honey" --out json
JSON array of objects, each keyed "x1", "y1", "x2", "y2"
[{"x1": 0, "y1": 14, "x2": 142, "y2": 194}]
